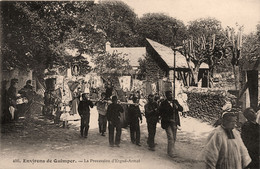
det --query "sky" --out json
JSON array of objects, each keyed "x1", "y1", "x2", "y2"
[{"x1": 121, "y1": 0, "x2": 260, "y2": 34}]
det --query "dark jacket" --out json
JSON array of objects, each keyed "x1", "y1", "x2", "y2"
[
  {"x1": 107, "y1": 103, "x2": 124, "y2": 123},
  {"x1": 241, "y1": 121, "x2": 259, "y2": 168},
  {"x1": 7, "y1": 86, "x2": 17, "y2": 106},
  {"x1": 128, "y1": 104, "x2": 142, "y2": 123},
  {"x1": 159, "y1": 99, "x2": 183, "y2": 129},
  {"x1": 78, "y1": 100, "x2": 94, "y2": 116},
  {"x1": 24, "y1": 84, "x2": 33, "y2": 90},
  {"x1": 144, "y1": 101, "x2": 159, "y2": 122}
]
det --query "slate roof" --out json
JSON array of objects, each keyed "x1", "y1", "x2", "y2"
[{"x1": 146, "y1": 38, "x2": 209, "y2": 69}]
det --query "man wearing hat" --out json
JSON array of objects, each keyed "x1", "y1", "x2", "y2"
[
  {"x1": 241, "y1": 108, "x2": 259, "y2": 169},
  {"x1": 159, "y1": 91, "x2": 183, "y2": 157},
  {"x1": 78, "y1": 93, "x2": 94, "y2": 138},
  {"x1": 128, "y1": 96, "x2": 142, "y2": 146},
  {"x1": 202, "y1": 111, "x2": 251, "y2": 169},
  {"x1": 145, "y1": 94, "x2": 160, "y2": 151},
  {"x1": 24, "y1": 80, "x2": 33, "y2": 90},
  {"x1": 107, "y1": 96, "x2": 124, "y2": 147}
]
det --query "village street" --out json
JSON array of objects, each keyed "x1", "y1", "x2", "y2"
[
  {"x1": 1, "y1": 1, "x2": 260, "y2": 169},
  {"x1": 0, "y1": 106, "x2": 214, "y2": 169}
]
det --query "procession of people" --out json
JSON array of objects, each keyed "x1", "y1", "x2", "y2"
[{"x1": 1, "y1": 76, "x2": 259, "y2": 169}]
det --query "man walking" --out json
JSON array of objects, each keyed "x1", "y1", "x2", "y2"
[
  {"x1": 144, "y1": 94, "x2": 159, "y2": 151},
  {"x1": 159, "y1": 91, "x2": 183, "y2": 157},
  {"x1": 78, "y1": 93, "x2": 94, "y2": 138},
  {"x1": 96, "y1": 92, "x2": 108, "y2": 136},
  {"x1": 241, "y1": 108, "x2": 259, "y2": 169},
  {"x1": 128, "y1": 96, "x2": 142, "y2": 146},
  {"x1": 107, "y1": 96, "x2": 124, "y2": 147}
]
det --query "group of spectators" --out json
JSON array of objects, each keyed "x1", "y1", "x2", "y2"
[{"x1": 2, "y1": 79, "x2": 33, "y2": 123}]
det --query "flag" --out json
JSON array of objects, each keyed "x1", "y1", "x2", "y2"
[
  {"x1": 67, "y1": 81, "x2": 80, "y2": 92},
  {"x1": 36, "y1": 77, "x2": 46, "y2": 97},
  {"x1": 53, "y1": 88, "x2": 62, "y2": 101}
]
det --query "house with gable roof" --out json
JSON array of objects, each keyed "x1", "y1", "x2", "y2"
[
  {"x1": 105, "y1": 41, "x2": 146, "y2": 71},
  {"x1": 105, "y1": 42, "x2": 146, "y2": 92},
  {"x1": 104, "y1": 39, "x2": 210, "y2": 95},
  {"x1": 145, "y1": 38, "x2": 209, "y2": 87}
]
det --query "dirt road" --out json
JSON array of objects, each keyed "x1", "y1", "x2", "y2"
[{"x1": 0, "y1": 107, "x2": 214, "y2": 169}]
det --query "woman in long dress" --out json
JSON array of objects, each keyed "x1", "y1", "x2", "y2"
[{"x1": 71, "y1": 92, "x2": 80, "y2": 115}]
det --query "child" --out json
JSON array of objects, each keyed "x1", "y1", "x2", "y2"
[
  {"x1": 60, "y1": 102, "x2": 71, "y2": 128},
  {"x1": 177, "y1": 92, "x2": 189, "y2": 117}
]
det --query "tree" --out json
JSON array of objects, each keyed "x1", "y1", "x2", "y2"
[
  {"x1": 92, "y1": 1, "x2": 139, "y2": 47},
  {"x1": 257, "y1": 23, "x2": 260, "y2": 42},
  {"x1": 241, "y1": 33, "x2": 259, "y2": 61},
  {"x1": 241, "y1": 24, "x2": 260, "y2": 62},
  {"x1": 137, "y1": 54, "x2": 165, "y2": 82},
  {"x1": 223, "y1": 25, "x2": 244, "y2": 90},
  {"x1": 1, "y1": 1, "x2": 96, "y2": 73},
  {"x1": 1, "y1": 1, "x2": 102, "y2": 79},
  {"x1": 137, "y1": 58, "x2": 148, "y2": 80},
  {"x1": 136, "y1": 13, "x2": 187, "y2": 47},
  {"x1": 1, "y1": 1, "x2": 141, "y2": 79},
  {"x1": 1, "y1": 2, "x2": 48, "y2": 71},
  {"x1": 92, "y1": 51, "x2": 132, "y2": 75},
  {"x1": 182, "y1": 17, "x2": 227, "y2": 86}
]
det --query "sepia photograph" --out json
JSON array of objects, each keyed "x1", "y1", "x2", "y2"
[{"x1": 0, "y1": 0, "x2": 259, "y2": 169}]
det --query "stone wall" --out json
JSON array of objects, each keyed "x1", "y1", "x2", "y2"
[{"x1": 185, "y1": 88, "x2": 239, "y2": 125}]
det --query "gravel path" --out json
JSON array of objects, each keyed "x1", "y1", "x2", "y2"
[{"x1": 0, "y1": 107, "x2": 214, "y2": 169}]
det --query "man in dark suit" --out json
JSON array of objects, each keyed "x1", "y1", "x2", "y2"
[
  {"x1": 128, "y1": 96, "x2": 142, "y2": 146},
  {"x1": 159, "y1": 91, "x2": 183, "y2": 158},
  {"x1": 78, "y1": 93, "x2": 94, "y2": 138},
  {"x1": 144, "y1": 94, "x2": 159, "y2": 151},
  {"x1": 241, "y1": 108, "x2": 259, "y2": 169},
  {"x1": 107, "y1": 96, "x2": 124, "y2": 147}
]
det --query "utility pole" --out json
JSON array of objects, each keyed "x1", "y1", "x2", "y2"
[{"x1": 172, "y1": 25, "x2": 178, "y2": 99}]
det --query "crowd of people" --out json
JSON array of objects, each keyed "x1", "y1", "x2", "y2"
[
  {"x1": 74, "y1": 89, "x2": 187, "y2": 157},
  {"x1": 74, "y1": 88, "x2": 259, "y2": 168},
  {"x1": 1, "y1": 78, "x2": 259, "y2": 169}
]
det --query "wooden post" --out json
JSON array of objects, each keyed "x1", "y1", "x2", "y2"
[
  {"x1": 207, "y1": 70, "x2": 210, "y2": 88},
  {"x1": 173, "y1": 50, "x2": 176, "y2": 99}
]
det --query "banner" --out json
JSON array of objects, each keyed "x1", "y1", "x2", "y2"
[
  {"x1": 132, "y1": 79, "x2": 143, "y2": 91},
  {"x1": 36, "y1": 77, "x2": 46, "y2": 97},
  {"x1": 67, "y1": 81, "x2": 80, "y2": 92},
  {"x1": 118, "y1": 76, "x2": 131, "y2": 92}
]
